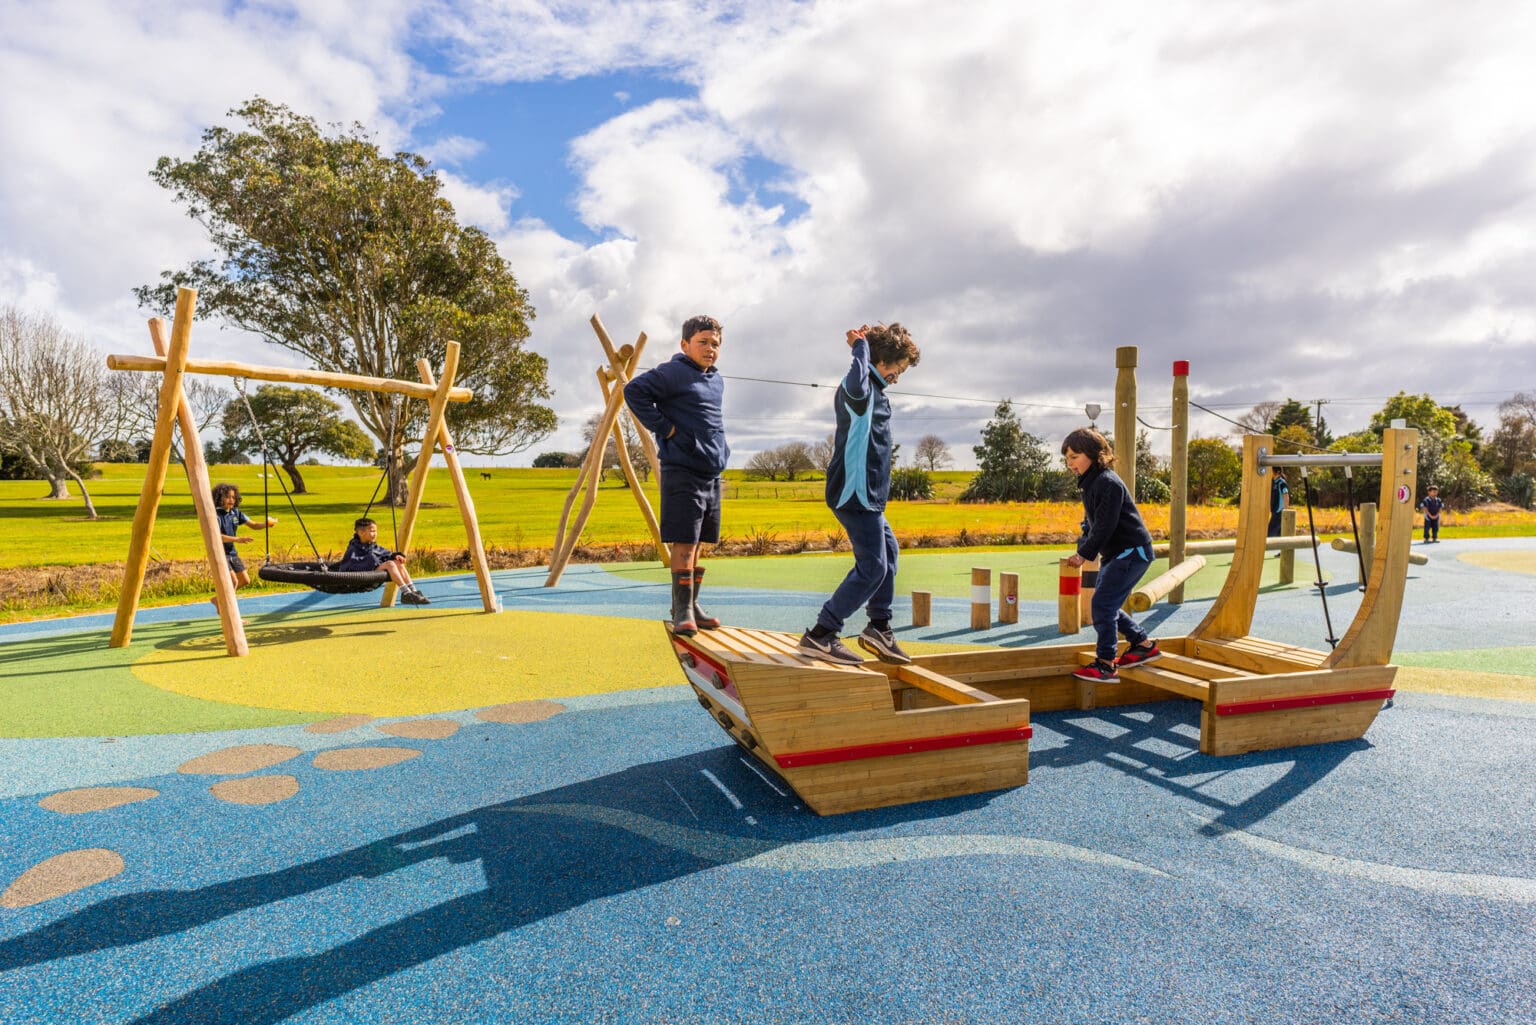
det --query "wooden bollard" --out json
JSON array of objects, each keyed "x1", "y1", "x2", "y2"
[
  {"x1": 970, "y1": 567, "x2": 992, "y2": 630},
  {"x1": 999, "y1": 572, "x2": 1019, "y2": 624},
  {"x1": 1058, "y1": 559, "x2": 1082, "y2": 634},
  {"x1": 911, "y1": 590, "x2": 932, "y2": 627}
]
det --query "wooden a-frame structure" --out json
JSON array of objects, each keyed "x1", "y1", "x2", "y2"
[
  {"x1": 545, "y1": 313, "x2": 670, "y2": 586},
  {"x1": 106, "y1": 286, "x2": 497, "y2": 658}
]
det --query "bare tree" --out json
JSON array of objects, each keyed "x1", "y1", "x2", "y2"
[
  {"x1": 1231, "y1": 400, "x2": 1284, "y2": 436},
  {"x1": 811, "y1": 433, "x2": 836, "y2": 470},
  {"x1": 913, "y1": 434, "x2": 952, "y2": 471},
  {"x1": 582, "y1": 409, "x2": 647, "y2": 483},
  {"x1": 0, "y1": 306, "x2": 111, "y2": 517},
  {"x1": 104, "y1": 367, "x2": 230, "y2": 463}
]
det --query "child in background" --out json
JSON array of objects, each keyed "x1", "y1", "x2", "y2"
[
  {"x1": 212, "y1": 482, "x2": 275, "y2": 598},
  {"x1": 798, "y1": 323, "x2": 921, "y2": 666},
  {"x1": 1420, "y1": 484, "x2": 1443, "y2": 543},
  {"x1": 1062, "y1": 427, "x2": 1160, "y2": 682},
  {"x1": 339, "y1": 517, "x2": 430, "y2": 605}
]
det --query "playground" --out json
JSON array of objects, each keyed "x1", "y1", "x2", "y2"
[
  {"x1": 2, "y1": 301, "x2": 1533, "y2": 1022},
  {"x1": 2, "y1": 536, "x2": 1535, "y2": 1024}
]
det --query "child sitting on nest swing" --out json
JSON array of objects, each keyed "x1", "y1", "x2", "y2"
[{"x1": 338, "y1": 517, "x2": 431, "y2": 605}]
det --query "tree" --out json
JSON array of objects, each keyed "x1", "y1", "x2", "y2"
[
  {"x1": 744, "y1": 442, "x2": 817, "y2": 481},
  {"x1": 1186, "y1": 437, "x2": 1241, "y2": 505},
  {"x1": 104, "y1": 368, "x2": 229, "y2": 464},
  {"x1": 581, "y1": 410, "x2": 647, "y2": 483},
  {"x1": 1232, "y1": 400, "x2": 1283, "y2": 437},
  {"x1": 811, "y1": 433, "x2": 836, "y2": 470},
  {"x1": 913, "y1": 434, "x2": 952, "y2": 472},
  {"x1": 1367, "y1": 392, "x2": 1487, "y2": 507},
  {"x1": 960, "y1": 401, "x2": 1052, "y2": 502},
  {"x1": 0, "y1": 306, "x2": 110, "y2": 517},
  {"x1": 533, "y1": 451, "x2": 580, "y2": 468},
  {"x1": 136, "y1": 97, "x2": 556, "y2": 505},
  {"x1": 1486, "y1": 392, "x2": 1536, "y2": 478},
  {"x1": 219, "y1": 385, "x2": 374, "y2": 492}
]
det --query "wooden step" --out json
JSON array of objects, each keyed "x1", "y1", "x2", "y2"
[{"x1": 1115, "y1": 663, "x2": 1211, "y2": 701}]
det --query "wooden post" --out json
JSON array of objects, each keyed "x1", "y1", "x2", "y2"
[
  {"x1": 1358, "y1": 501, "x2": 1378, "y2": 580},
  {"x1": 105, "y1": 353, "x2": 472, "y2": 403},
  {"x1": 384, "y1": 342, "x2": 460, "y2": 607},
  {"x1": 998, "y1": 572, "x2": 1019, "y2": 624},
  {"x1": 970, "y1": 567, "x2": 991, "y2": 630},
  {"x1": 1332, "y1": 536, "x2": 1427, "y2": 566},
  {"x1": 147, "y1": 317, "x2": 248, "y2": 656},
  {"x1": 592, "y1": 315, "x2": 662, "y2": 480},
  {"x1": 110, "y1": 288, "x2": 196, "y2": 649},
  {"x1": 911, "y1": 590, "x2": 932, "y2": 627},
  {"x1": 547, "y1": 372, "x2": 631, "y2": 585},
  {"x1": 418, "y1": 359, "x2": 497, "y2": 612},
  {"x1": 598, "y1": 366, "x2": 669, "y2": 564},
  {"x1": 1169, "y1": 359, "x2": 1189, "y2": 603},
  {"x1": 1058, "y1": 558, "x2": 1082, "y2": 634},
  {"x1": 1115, "y1": 346, "x2": 1138, "y2": 502},
  {"x1": 1278, "y1": 508, "x2": 1297, "y2": 584}
]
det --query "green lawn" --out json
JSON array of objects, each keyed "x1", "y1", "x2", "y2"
[{"x1": 3, "y1": 464, "x2": 1533, "y2": 572}]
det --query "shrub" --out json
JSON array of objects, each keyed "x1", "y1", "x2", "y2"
[
  {"x1": 1497, "y1": 471, "x2": 1535, "y2": 510},
  {"x1": 889, "y1": 467, "x2": 933, "y2": 500}
]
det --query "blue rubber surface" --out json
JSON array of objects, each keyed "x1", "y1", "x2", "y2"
[{"x1": 2, "y1": 538, "x2": 1534, "y2": 1024}]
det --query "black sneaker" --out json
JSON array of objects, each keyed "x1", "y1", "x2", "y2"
[
  {"x1": 401, "y1": 589, "x2": 430, "y2": 606},
  {"x1": 1072, "y1": 659, "x2": 1119, "y2": 682},
  {"x1": 857, "y1": 625, "x2": 912, "y2": 665},
  {"x1": 797, "y1": 631, "x2": 864, "y2": 666}
]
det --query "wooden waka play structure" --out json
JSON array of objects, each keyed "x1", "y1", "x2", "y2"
[{"x1": 667, "y1": 428, "x2": 1420, "y2": 815}]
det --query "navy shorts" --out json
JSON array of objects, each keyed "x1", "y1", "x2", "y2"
[
  {"x1": 659, "y1": 467, "x2": 721, "y2": 544},
  {"x1": 225, "y1": 551, "x2": 246, "y2": 573}
]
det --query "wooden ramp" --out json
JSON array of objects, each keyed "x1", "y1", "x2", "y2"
[{"x1": 667, "y1": 625, "x2": 1031, "y2": 816}]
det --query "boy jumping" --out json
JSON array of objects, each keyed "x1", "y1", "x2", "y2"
[{"x1": 798, "y1": 323, "x2": 921, "y2": 666}]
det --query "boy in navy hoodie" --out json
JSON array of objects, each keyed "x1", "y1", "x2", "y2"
[
  {"x1": 338, "y1": 517, "x2": 430, "y2": 605},
  {"x1": 1062, "y1": 427, "x2": 1160, "y2": 681},
  {"x1": 798, "y1": 322, "x2": 921, "y2": 666},
  {"x1": 624, "y1": 315, "x2": 730, "y2": 636}
]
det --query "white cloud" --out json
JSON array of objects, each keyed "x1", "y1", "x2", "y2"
[{"x1": 5, "y1": 0, "x2": 1535, "y2": 467}]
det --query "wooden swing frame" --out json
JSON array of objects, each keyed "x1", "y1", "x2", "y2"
[{"x1": 105, "y1": 286, "x2": 497, "y2": 658}]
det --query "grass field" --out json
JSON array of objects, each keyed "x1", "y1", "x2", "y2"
[
  {"x1": 3, "y1": 463, "x2": 1533, "y2": 622},
  {"x1": 12, "y1": 462, "x2": 1529, "y2": 570}
]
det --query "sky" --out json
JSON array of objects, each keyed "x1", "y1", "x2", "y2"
[{"x1": 3, "y1": 0, "x2": 1534, "y2": 468}]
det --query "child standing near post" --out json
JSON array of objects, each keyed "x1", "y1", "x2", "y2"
[
  {"x1": 1062, "y1": 427, "x2": 1160, "y2": 681},
  {"x1": 798, "y1": 323, "x2": 921, "y2": 666},
  {"x1": 1420, "y1": 484, "x2": 1443, "y2": 543},
  {"x1": 624, "y1": 315, "x2": 730, "y2": 636}
]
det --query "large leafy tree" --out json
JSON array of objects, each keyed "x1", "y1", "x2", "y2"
[
  {"x1": 1186, "y1": 437, "x2": 1241, "y2": 505},
  {"x1": 220, "y1": 385, "x2": 375, "y2": 493},
  {"x1": 1368, "y1": 392, "x2": 1489, "y2": 507},
  {"x1": 960, "y1": 401, "x2": 1052, "y2": 503},
  {"x1": 136, "y1": 98, "x2": 556, "y2": 503}
]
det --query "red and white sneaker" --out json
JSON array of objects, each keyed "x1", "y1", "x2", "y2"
[
  {"x1": 1117, "y1": 641, "x2": 1162, "y2": 667},
  {"x1": 1072, "y1": 659, "x2": 1119, "y2": 682}
]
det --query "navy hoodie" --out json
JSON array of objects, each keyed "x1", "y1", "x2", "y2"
[
  {"x1": 824, "y1": 337, "x2": 895, "y2": 512},
  {"x1": 1074, "y1": 463, "x2": 1154, "y2": 562},
  {"x1": 624, "y1": 353, "x2": 729, "y2": 476}
]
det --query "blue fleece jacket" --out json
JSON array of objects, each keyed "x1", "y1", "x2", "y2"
[
  {"x1": 624, "y1": 353, "x2": 729, "y2": 476},
  {"x1": 1074, "y1": 463, "x2": 1154, "y2": 562},
  {"x1": 824, "y1": 338, "x2": 895, "y2": 512}
]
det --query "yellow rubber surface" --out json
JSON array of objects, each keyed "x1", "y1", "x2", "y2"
[{"x1": 1456, "y1": 549, "x2": 1536, "y2": 575}]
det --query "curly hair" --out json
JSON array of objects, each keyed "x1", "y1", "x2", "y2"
[
  {"x1": 866, "y1": 322, "x2": 920, "y2": 368},
  {"x1": 211, "y1": 483, "x2": 241, "y2": 507},
  {"x1": 1061, "y1": 427, "x2": 1116, "y2": 469}
]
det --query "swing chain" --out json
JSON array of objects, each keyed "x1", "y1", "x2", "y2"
[{"x1": 1299, "y1": 466, "x2": 1339, "y2": 649}]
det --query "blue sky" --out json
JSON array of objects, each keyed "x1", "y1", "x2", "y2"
[{"x1": 2, "y1": 0, "x2": 1533, "y2": 466}]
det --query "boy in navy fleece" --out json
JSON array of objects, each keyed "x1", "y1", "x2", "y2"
[
  {"x1": 1419, "y1": 484, "x2": 1443, "y2": 543},
  {"x1": 338, "y1": 517, "x2": 430, "y2": 605},
  {"x1": 798, "y1": 323, "x2": 921, "y2": 666},
  {"x1": 624, "y1": 315, "x2": 730, "y2": 636},
  {"x1": 1062, "y1": 427, "x2": 1160, "y2": 681}
]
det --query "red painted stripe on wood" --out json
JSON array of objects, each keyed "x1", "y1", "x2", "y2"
[
  {"x1": 1215, "y1": 689, "x2": 1395, "y2": 716},
  {"x1": 775, "y1": 726, "x2": 1033, "y2": 768},
  {"x1": 1059, "y1": 577, "x2": 1081, "y2": 595}
]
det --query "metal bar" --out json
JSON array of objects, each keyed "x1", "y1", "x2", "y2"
[{"x1": 1258, "y1": 451, "x2": 1382, "y2": 468}]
